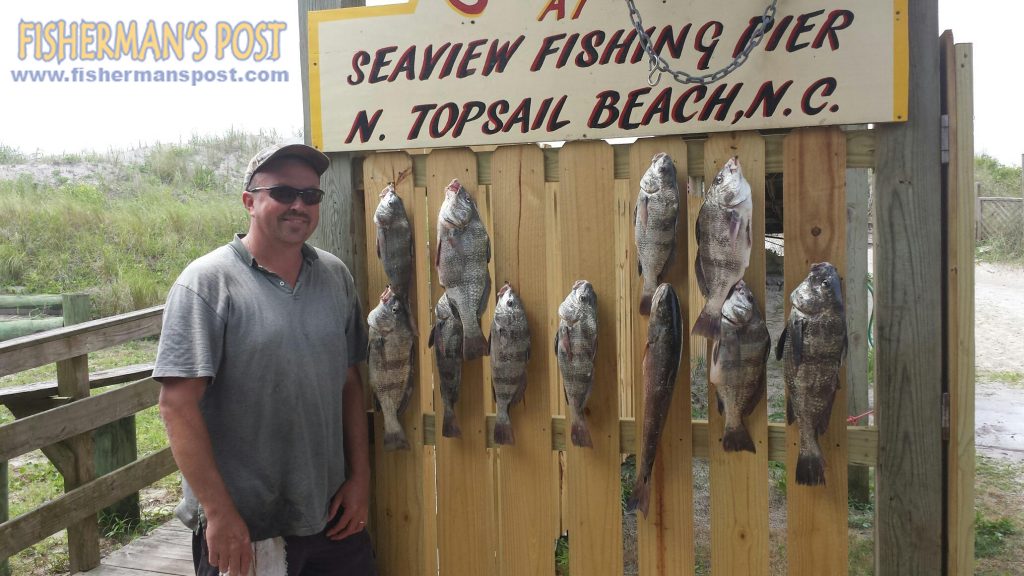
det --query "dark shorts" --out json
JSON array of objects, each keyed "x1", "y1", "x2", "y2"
[{"x1": 192, "y1": 518, "x2": 378, "y2": 576}]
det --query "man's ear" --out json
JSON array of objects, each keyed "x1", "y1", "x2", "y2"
[{"x1": 242, "y1": 191, "x2": 255, "y2": 213}]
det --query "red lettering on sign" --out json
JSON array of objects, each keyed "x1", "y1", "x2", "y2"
[{"x1": 447, "y1": 0, "x2": 487, "y2": 17}]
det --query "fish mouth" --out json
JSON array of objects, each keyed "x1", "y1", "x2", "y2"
[
  {"x1": 445, "y1": 178, "x2": 462, "y2": 195},
  {"x1": 497, "y1": 281, "x2": 512, "y2": 299},
  {"x1": 380, "y1": 285, "x2": 393, "y2": 303},
  {"x1": 379, "y1": 183, "x2": 396, "y2": 199}
]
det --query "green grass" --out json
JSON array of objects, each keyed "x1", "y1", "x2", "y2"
[
  {"x1": 981, "y1": 370, "x2": 1024, "y2": 387},
  {"x1": 975, "y1": 513, "x2": 1018, "y2": 558}
]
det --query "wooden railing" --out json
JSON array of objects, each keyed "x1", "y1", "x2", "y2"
[{"x1": 0, "y1": 306, "x2": 168, "y2": 574}]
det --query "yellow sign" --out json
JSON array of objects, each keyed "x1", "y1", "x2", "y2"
[{"x1": 309, "y1": 0, "x2": 908, "y2": 151}]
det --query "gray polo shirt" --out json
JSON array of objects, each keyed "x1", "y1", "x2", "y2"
[{"x1": 154, "y1": 234, "x2": 367, "y2": 540}]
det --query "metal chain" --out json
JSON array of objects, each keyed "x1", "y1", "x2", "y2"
[{"x1": 625, "y1": 0, "x2": 778, "y2": 86}]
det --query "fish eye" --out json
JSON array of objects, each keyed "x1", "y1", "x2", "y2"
[{"x1": 822, "y1": 279, "x2": 830, "y2": 288}]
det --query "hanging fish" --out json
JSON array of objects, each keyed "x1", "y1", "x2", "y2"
[
  {"x1": 627, "y1": 283, "x2": 683, "y2": 517},
  {"x1": 692, "y1": 157, "x2": 753, "y2": 339},
  {"x1": 555, "y1": 280, "x2": 599, "y2": 448},
  {"x1": 634, "y1": 153, "x2": 679, "y2": 316},
  {"x1": 490, "y1": 282, "x2": 531, "y2": 446},
  {"x1": 429, "y1": 292, "x2": 464, "y2": 438},
  {"x1": 367, "y1": 286, "x2": 416, "y2": 451},
  {"x1": 776, "y1": 262, "x2": 847, "y2": 486}
]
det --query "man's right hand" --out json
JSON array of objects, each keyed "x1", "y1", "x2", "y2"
[{"x1": 205, "y1": 509, "x2": 253, "y2": 576}]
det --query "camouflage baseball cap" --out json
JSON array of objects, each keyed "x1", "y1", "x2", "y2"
[{"x1": 243, "y1": 143, "x2": 330, "y2": 190}]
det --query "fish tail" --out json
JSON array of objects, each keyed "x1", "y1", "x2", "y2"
[
  {"x1": 383, "y1": 428, "x2": 411, "y2": 451},
  {"x1": 462, "y1": 328, "x2": 489, "y2": 361},
  {"x1": 795, "y1": 438, "x2": 826, "y2": 486},
  {"x1": 493, "y1": 411, "x2": 515, "y2": 446},
  {"x1": 442, "y1": 405, "x2": 462, "y2": 438},
  {"x1": 722, "y1": 424, "x2": 756, "y2": 453},
  {"x1": 691, "y1": 304, "x2": 722, "y2": 339},
  {"x1": 571, "y1": 418, "x2": 593, "y2": 448},
  {"x1": 639, "y1": 282, "x2": 654, "y2": 316},
  {"x1": 626, "y1": 474, "x2": 651, "y2": 518}
]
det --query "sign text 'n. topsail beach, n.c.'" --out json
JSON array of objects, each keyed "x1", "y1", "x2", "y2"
[{"x1": 309, "y1": 0, "x2": 908, "y2": 152}]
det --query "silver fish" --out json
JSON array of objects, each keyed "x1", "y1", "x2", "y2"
[
  {"x1": 436, "y1": 179, "x2": 491, "y2": 360},
  {"x1": 776, "y1": 262, "x2": 847, "y2": 486},
  {"x1": 490, "y1": 282, "x2": 531, "y2": 446},
  {"x1": 555, "y1": 280, "x2": 599, "y2": 448},
  {"x1": 634, "y1": 153, "x2": 679, "y2": 316},
  {"x1": 429, "y1": 292, "x2": 463, "y2": 438},
  {"x1": 627, "y1": 283, "x2": 682, "y2": 517},
  {"x1": 367, "y1": 286, "x2": 416, "y2": 451},
  {"x1": 693, "y1": 157, "x2": 753, "y2": 339},
  {"x1": 710, "y1": 280, "x2": 770, "y2": 453}
]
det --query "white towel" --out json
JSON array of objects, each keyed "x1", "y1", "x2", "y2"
[{"x1": 219, "y1": 537, "x2": 287, "y2": 576}]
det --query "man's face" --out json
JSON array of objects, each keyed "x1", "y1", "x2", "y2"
[{"x1": 242, "y1": 157, "x2": 321, "y2": 248}]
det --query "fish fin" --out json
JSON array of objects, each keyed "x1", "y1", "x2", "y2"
[
  {"x1": 715, "y1": 390, "x2": 724, "y2": 416},
  {"x1": 694, "y1": 256, "x2": 709, "y2": 298},
  {"x1": 776, "y1": 326, "x2": 788, "y2": 361},
  {"x1": 638, "y1": 285, "x2": 653, "y2": 316},
  {"x1": 642, "y1": 341, "x2": 650, "y2": 376},
  {"x1": 792, "y1": 318, "x2": 806, "y2": 367},
  {"x1": 434, "y1": 234, "x2": 442, "y2": 269},
  {"x1": 513, "y1": 374, "x2": 528, "y2": 405},
  {"x1": 712, "y1": 338, "x2": 720, "y2": 365},
  {"x1": 405, "y1": 297, "x2": 419, "y2": 338},
  {"x1": 428, "y1": 322, "x2": 437, "y2": 349},
  {"x1": 626, "y1": 474, "x2": 651, "y2": 518},
  {"x1": 442, "y1": 405, "x2": 462, "y2": 438},
  {"x1": 375, "y1": 231, "x2": 382, "y2": 259},
  {"x1": 691, "y1": 306, "x2": 721, "y2": 339},
  {"x1": 485, "y1": 234, "x2": 492, "y2": 264},
  {"x1": 786, "y1": 396, "x2": 796, "y2": 425},
  {"x1": 493, "y1": 417, "x2": 515, "y2": 446},
  {"x1": 384, "y1": 429, "x2": 411, "y2": 451},
  {"x1": 746, "y1": 369, "x2": 767, "y2": 418},
  {"x1": 397, "y1": 356, "x2": 415, "y2": 417},
  {"x1": 722, "y1": 425, "x2": 756, "y2": 453},
  {"x1": 571, "y1": 419, "x2": 593, "y2": 448},
  {"x1": 796, "y1": 452, "x2": 826, "y2": 486},
  {"x1": 728, "y1": 209, "x2": 742, "y2": 244},
  {"x1": 372, "y1": 395, "x2": 382, "y2": 413},
  {"x1": 479, "y1": 274, "x2": 492, "y2": 318},
  {"x1": 639, "y1": 194, "x2": 649, "y2": 229},
  {"x1": 557, "y1": 325, "x2": 573, "y2": 363}
]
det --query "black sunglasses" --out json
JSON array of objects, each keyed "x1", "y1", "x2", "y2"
[{"x1": 247, "y1": 185, "x2": 325, "y2": 205}]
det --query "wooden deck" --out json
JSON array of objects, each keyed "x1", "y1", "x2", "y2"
[{"x1": 75, "y1": 521, "x2": 193, "y2": 576}]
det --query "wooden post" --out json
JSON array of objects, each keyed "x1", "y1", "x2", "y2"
[
  {"x1": 945, "y1": 37, "x2": 976, "y2": 576},
  {"x1": 299, "y1": 0, "x2": 368, "y2": 299},
  {"x1": 974, "y1": 183, "x2": 981, "y2": 242},
  {"x1": 846, "y1": 168, "x2": 871, "y2": 504},
  {"x1": 57, "y1": 293, "x2": 101, "y2": 572},
  {"x1": 1, "y1": 460, "x2": 9, "y2": 576},
  {"x1": 94, "y1": 418, "x2": 139, "y2": 530},
  {"x1": 873, "y1": 0, "x2": 944, "y2": 573}
]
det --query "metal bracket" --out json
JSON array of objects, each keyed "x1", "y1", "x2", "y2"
[
  {"x1": 941, "y1": 392, "x2": 950, "y2": 441},
  {"x1": 940, "y1": 114, "x2": 950, "y2": 165}
]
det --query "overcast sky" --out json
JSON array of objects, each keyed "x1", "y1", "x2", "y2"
[{"x1": 0, "y1": 0, "x2": 1019, "y2": 167}]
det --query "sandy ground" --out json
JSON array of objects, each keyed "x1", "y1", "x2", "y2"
[{"x1": 974, "y1": 262, "x2": 1024, "y2": 461}]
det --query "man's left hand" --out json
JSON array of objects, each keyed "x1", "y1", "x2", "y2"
[{"x1": 326, "y1": 471, "x2": 370, "y2": 540}]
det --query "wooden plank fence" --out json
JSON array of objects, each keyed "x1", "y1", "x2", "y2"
[{"x1": 975, "y1": 196, "x2": 1023, "y2": 242}]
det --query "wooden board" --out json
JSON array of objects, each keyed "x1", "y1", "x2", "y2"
[
  {"x1": 557, "y1": 141, "x2": 621, "y2": 576},
  {"x1": 873, "y1": 1, "x2": 944, "y2": 572},
  {"x1": 489, "y1": 145, "x2": 560, "y2": 576},
  {"x1": 946, "y1": 37, "x2": 976, "y2": 576},
  {"x1": 426, "y1": 149, "x2": 494, "y2": 576},
  {"x1": 361, "y1": 152, "x2": 436, "y2": 576},
  {"x1": 628, "y1": 137, "x2": 695, "y2": 575},
  {"x1": 782, "y1": 127, "x2": 848, "y2": 575},
  {"x1": 844, "y1": 167, "x2": 871, "y2": 504},
  {"x1": 0, "y1": 307, "x2": 162, "y2": 378},
  {"x1": 0, "y1": 448, "x2": 176, "y2": 559},
  {"x1": 703, "y1": 133, "x2": 770, "y2": 576}
]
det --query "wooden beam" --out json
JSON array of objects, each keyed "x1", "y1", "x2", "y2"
[
  {"x1": 630, "y1": 137, "x2": 695, "y2": 576},
  {"x1": 56, "y1": 294, "x2": 100, "y2": 572},
  {"x1": 0, "y1": 365, "x2": 153, "y2": 404},
  {"x1": 782, "y1": 128, "x2": 849, "y2": 576},
  {"x1": 846, "y1": 166, "x2": 872, "y2": 504},
  {"x1": 0, "y1": 294, "x2": 63, "y2": 309},
  {"x1": 0, "y1": 306, "x2": 162, "y2": 378},
  {"x1": 559, "y1": 141, "x2": 622, "y2": 576},
  {"x1": 0, "y1": 379, "x2": 159, "y2": 463},
  {"x1": 0, "y1": 459, "x2": 8, "y2": 576},
  {"x1": 946, "y1": 38, "x2": 976, "y2": 576},
  {"x1": 415, "y1": 413, "x2": 879, "y2": 465},
  {"x1": 0, "y1": 448, "x2": 176, "y2": 560},
  {"x1": 873, "y1": 0, "x2": 945, "y2": 573},
  {"x1": 704, "y1": 133, "x2": 769, "y2": 576}
]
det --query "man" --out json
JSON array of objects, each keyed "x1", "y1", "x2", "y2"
[{"x1": 155, "y1": 143, "x2": 376, "y2": 576}]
